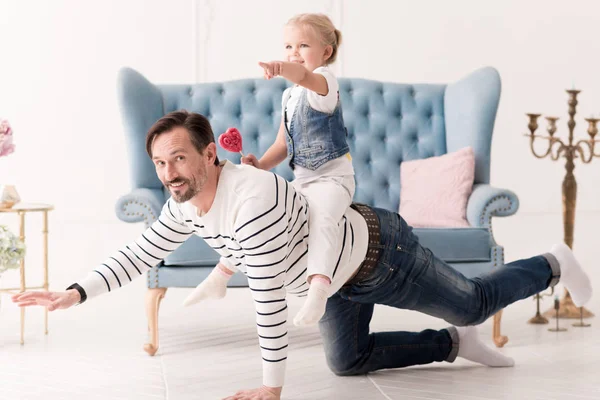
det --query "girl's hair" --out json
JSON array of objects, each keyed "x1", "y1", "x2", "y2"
[{"x1": 286, "y1": 13, "x2": 342, "y2": 64}]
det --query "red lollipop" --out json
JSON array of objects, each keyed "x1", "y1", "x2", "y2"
[{"x1": 218, "y1": 127, "x2": 244, "y2": 157}]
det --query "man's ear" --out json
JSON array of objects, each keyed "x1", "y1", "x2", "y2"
[{"x1": 205, "y1": 142, "x2": 218, "y2": 164}]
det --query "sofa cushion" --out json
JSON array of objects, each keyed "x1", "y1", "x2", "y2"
[
  {"x1": 399, "y1": 146, "x2": 475, "y2": 228},
  {"x1": 413, "y1": 227, "x2": 491, "y2": 263}
]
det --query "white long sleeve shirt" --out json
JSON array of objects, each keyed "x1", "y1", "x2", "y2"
[{"x1": 75, "y1": 160, "x2": 368, "y2": 387}]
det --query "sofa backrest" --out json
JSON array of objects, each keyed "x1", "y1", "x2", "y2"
[{"x1": 118, "y1": 67, "x2": 500, "y2": 212}]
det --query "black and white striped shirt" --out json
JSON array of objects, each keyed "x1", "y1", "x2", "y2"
[{"x1": 76, "y1": 161, "x2": 368, "y2": 387}]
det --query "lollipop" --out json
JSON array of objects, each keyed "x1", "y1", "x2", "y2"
[{"x1": 218, "y1": 127, "x2": 244, "y2": 157}]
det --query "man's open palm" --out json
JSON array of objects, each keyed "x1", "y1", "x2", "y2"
[{"x1": 12, "y1": 290, "x2": 80, "y2": 311}]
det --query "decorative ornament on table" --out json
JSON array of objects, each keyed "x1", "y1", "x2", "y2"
[
  {"x1": 0, "y1": 118, "x2": 20, "y2": 208},
  {"x1": 218, "y1": 127, "x2": 244, "y2": 157}
]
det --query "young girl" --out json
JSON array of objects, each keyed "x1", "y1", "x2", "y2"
[{"x1": 185, "y1": 13, "x2": 355, "y2": 327}]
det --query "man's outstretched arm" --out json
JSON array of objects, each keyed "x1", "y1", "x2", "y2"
[{"x1": 12, "y1": 199, "x2": 193, "y2": 308}]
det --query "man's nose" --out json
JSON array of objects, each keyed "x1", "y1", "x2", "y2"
[{"x1": 164, "y1": 164, "x2": 177, "y2": 182}]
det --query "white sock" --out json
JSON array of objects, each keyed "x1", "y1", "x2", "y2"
[
  {"x1": 182, "y1": 267, "x2": 232, "y2": 307},
  {"x1": 293, "y1": 277, "x2": 330, "y2": 327},
  {"x1": 550, "y1": 243, "x2": 593, "y2": 307},
  {"x1": 456, "y1": 326, "x2": 514, "y2": 367}
]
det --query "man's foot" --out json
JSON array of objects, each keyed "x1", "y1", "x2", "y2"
[
  {"x1": 293, "y1": 277, "x2": 330, "y2": 327},
  {"x1": 182, "y1": 266, "x2": 232, "y2": 306},
  {"x1": 550, "y1": 243, "x2": 593, "y2": 307},
  {"x1": 456, "y1": 326, "x2": 514, "y2": 367}
]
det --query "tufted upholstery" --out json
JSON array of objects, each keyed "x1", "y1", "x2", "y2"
[{"x1": 116, "y1": 66, "x2": 519, "y2": 290}]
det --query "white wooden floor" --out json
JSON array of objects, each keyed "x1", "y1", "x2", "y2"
[{"x1": 1, "y1": 268, "x2": 598, "y2": 400}]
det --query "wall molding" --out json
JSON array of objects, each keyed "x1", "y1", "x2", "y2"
[{"x1": 194, "y1": 0, "x2": 214, "y2": 83}]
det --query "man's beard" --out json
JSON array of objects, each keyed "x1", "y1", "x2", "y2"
[{"x1": 167, "y1": 174, "x2": 206, "y2": 203}]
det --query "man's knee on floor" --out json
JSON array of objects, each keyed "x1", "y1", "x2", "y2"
[
  {"x1": 447, "y1": 311, "x2": 490, "y2": 327},
  {"x1": 325, "y1": 354, "x2": 364, "y2": 376}
]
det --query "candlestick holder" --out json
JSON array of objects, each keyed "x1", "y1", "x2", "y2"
[
  {"x1": 548, "y1": 296, "x2": 567, "y2": 332},
  {"x1": 528, "y1": 287, "x2": 554, "y2": 324},
  {"x1": 572, "y1": 307, "x2": 591, "y2": 327},
  {"x1": 524, "y1": 89, "x2": 599, "y2": 319}
]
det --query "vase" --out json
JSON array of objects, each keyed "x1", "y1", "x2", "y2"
[{"x1": 0, "y1": 185, "x2": 20, "y2": 208}]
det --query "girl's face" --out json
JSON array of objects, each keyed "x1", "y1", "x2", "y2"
[{"x1": 283, "y1": 24, "x2": 331, "y2": 72}]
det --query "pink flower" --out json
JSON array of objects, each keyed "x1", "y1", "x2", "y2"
[
  {"x1": 0, "y1": 119, "x2": 15, "y2": 157},
  {"x1": 0, "y1": 135, "x2": 15, "y2": 157}
]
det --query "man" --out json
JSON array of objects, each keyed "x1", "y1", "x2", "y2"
[{"x1": 13, "y1": 111, "x2": 592, "y2": 400}]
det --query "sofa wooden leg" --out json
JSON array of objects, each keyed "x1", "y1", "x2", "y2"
[
  {"x1": 144, "y1": 287, "x2": 167, "y2": 356},
  {"x1": 493, "y1": 309, "x2": 508, "y2": 348}
]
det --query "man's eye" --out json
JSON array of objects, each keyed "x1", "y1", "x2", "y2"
[{"x1": 177, "y1": 156, "x2": 184, "y2": 161}]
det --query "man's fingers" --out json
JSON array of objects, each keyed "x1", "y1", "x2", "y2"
[
  {"x1": 16, "y1": 300, "x2": 39, "y2": 307},
  {"x1": 12, "y1": 291, "x2": 50, "y2": 302}
]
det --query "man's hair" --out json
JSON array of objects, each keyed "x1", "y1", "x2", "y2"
[{"x1": 145, "y1": 110, "x2": 219, "y2": 166}]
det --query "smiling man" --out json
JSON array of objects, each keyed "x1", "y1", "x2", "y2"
[{"x1": 13, "y1": 111, "x2": 592, "y2": 400}]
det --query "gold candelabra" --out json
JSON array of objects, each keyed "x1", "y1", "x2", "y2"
[
  {"x1": 525, "y1": 89, "x2": 599, "y2": 319},
  {"x1": 529, "y1": 287, "x2": 554, "y2": 324}
]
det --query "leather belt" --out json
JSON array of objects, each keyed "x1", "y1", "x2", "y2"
[{"x1": 345, "y1": 203, "x2": 382, "y2": 286}]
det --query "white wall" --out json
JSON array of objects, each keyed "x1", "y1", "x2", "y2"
[{"x1": 0, "y1": 0, "x2": 599, "y2": 290}]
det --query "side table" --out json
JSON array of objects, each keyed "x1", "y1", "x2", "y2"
[{"x1": 0, "y1": 203, "x2": 54, "y2": 344}]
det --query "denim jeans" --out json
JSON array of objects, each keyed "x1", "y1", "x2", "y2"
[{"x1": 318, "y1": 206, "x2": 560, "y2": 376}]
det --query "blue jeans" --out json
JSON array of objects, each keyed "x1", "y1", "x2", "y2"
[{"x1": 319, "y1": 207, "x2": 560, "y2": 376}]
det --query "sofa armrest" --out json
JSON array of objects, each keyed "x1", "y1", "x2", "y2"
[
  {"x1": 466, "y1": 184, "x2": 519, "y2": 228},
  {"x1": 117, "y1": 67, "x2": 165, "y2": 190},
  {"x1": 445, "y1": 67, "x2": 501, "y2": 185},
  {"x1": 115, "y1": 188, "x2": 164, "y2": 227}
]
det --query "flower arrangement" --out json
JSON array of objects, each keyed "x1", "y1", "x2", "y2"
[
  {"x1": 0, "y1": 225, "x2": 26, "y2": 274},
  {"x1": 0, "y1": 118, "x2": 15, "y2": 157}
]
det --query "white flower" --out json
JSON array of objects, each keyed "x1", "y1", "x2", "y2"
[{"x1": 0, "y1": 225, "x2": 26, "y2": 273}]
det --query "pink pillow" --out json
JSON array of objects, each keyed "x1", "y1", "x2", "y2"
[{"x1": 399, "y1": 147, "x2": 475, "y2": 228}]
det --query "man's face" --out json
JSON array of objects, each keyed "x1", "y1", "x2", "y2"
[{"x1": 151, "y1": 127, "x2": 209, "y2": 203}]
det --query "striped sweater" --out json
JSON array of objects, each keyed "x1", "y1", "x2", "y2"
[{"x1": 76, "y1": 160, "x2": 368, "y2": 387}]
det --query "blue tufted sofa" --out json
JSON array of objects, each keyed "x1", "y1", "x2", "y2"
[{"x1": 116, "y1": 66, "x2": 519, "y2": 354}]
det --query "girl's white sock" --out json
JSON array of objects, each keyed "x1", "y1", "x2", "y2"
[{"x1": 183, "y1": 266, "x2": 233, "y2": 307}]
